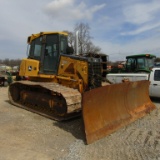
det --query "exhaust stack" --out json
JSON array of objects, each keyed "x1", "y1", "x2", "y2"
[{"x1": 75, "y1": 31, "x2": 79, "y2": 55}]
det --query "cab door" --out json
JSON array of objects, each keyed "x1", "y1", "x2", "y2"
[
  {"x1": 43, "y1": 34, "x2": 59, "y2": 74},
  {"x1": 149, "y1": 69, "x2": 160, "y2": 98}
]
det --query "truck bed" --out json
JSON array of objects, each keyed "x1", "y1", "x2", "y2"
[{"x1": 107, "y1": 73, "x2": 149, "y2": 84}]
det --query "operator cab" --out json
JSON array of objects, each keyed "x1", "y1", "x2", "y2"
[
  {"x1": 126, "y1": 54, "x2": 156, "y2": 73},
  {"x1": 27, "y1": 32, "x2": 69, "y2": 74}
]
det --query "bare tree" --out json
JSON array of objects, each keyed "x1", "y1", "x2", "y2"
[
  {"x1": 74, "y1": 22, "x2": 92, "y2": 54},
  {"x1": 64, "y1": 23, "x2": 101, "y2": 55},
  {"x1": 63, "y1": 30, "x2": 75, "y2": 47},
  {"x1": 86, "y1": 41, "x2": 101, "y2": 54}
]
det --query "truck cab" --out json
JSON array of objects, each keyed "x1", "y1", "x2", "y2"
[{"x1": 149, "y1": 67, "x2": 160, "y2": 98}]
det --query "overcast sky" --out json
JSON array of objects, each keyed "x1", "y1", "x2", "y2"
[{"x1": 0, "y1": 0, "x2": 160, "y2": 61}]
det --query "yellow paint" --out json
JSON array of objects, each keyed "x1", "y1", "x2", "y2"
[
  {"x1": 27, "y1": 32, "x2": 68, "y2": 44},
  {"x1": 19, "y1": 58, "x2": 39, "y2": 77}
]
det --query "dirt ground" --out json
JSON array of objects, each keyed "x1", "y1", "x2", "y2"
[{"x1": 0, "y1": 86, "x2": 160, "y2": 160}]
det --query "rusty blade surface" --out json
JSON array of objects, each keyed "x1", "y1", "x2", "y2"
[{"x1": 82, "y1": 80, "x2": 156, "y2": 144}]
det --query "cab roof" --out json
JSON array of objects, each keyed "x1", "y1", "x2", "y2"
[
  {"x1": 126, "y1": 54, "x2": 156, "y2": 59},
  {"x1": 27, "y1": 31, "x2": 68, "y2": 44}
]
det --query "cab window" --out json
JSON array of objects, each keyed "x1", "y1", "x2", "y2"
[
  {"x1": 29, "y1": 37, "x2": 42, "y2": 60},
  {"x1": 154, "y1": 70, "x2": 160, "y2": 81}
]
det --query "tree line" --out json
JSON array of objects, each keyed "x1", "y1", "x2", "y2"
[
  {"x1": 0, "y1": 58, "x2": 21, "y2": 67},
  {"x1": 1, "y1": 57, "x2": 159, "y2": 68}
]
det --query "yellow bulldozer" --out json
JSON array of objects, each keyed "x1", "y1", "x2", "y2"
[{"x1": 8, "y1": 32, "x2": 155, "y2": 144}]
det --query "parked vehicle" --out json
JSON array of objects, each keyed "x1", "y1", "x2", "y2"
[
  {"x1": 0, "y1": 75, "x2": 6, "y2": 86},
  {"x1": 110, "y1": 54, "x2": 156, "y2": 73},
  {"x1": 154, "y1": 62, "x2": 160, "y2": 67},
  {"x1": 0, "y1": 71, "x2": 13, "y2": 86},
  {"x1": 149, "y1": 68, "x2": 160, "y2": 98},
  {"x1": 107, "y1": 67, "x2": 160, "y2": 98}
]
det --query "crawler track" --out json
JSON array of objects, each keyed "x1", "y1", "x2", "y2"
[{"x1": 8, "y1": 81, "x2": 81, "y2": 121}]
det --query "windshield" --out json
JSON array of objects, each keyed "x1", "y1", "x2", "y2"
[
  {"x1": 60, "y1": 36, "x2": 68, "y2": 54},
  {"x1": 146, "y1": 58, "x2": 155, "y2": 68},
  {"x1": 28, "y1": 36, "x2": 42, "y2": 60},
  {"x1": 137, "y1": 58, "x2": 145, "y2": 68},
  {"x1": 126, "y1": 56, "x2": 155, "y2": 72},
  {"x1": 137, "y1": 57, "x2": 154, "y2": 69}
]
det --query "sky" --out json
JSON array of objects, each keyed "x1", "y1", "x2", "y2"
[{"x1": 0, "y1": 0, "x2": 160, "y2": 61}]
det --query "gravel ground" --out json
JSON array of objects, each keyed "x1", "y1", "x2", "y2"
[{"x1": 0, "y1": 86, "x2": 160, "y2": 160}]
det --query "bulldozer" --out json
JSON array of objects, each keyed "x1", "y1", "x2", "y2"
[{"x1": 8, "y1": 32, "x2": 155, "y2": 144}]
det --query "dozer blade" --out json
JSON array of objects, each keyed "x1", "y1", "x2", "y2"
[{"x1": 82, "y1": 80, "x2": 155, "y2": 144}]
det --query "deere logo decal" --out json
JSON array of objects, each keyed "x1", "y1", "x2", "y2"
[{"x1": 28, "y1": 66, "x2": 32, "y2": 71}]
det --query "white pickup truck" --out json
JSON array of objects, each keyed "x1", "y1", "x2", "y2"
[{"x1": 106, "y1": 67, "x2": 160, "y2": 98}]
